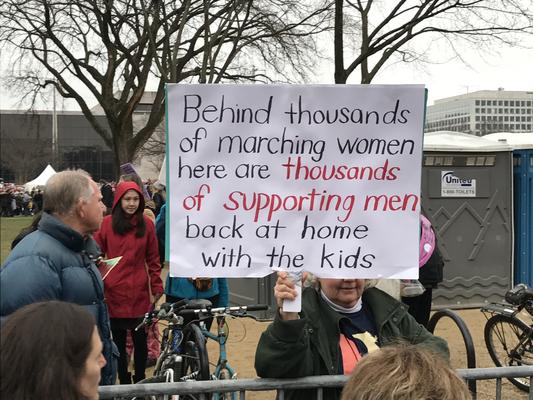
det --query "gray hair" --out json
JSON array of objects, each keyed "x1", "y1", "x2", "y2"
[{"x1": 43, "y1": 170, "x2": 94, "y2": 216}]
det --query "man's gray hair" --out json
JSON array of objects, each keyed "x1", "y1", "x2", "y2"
[{"x1": 43, "y1": 169, "x2": 94, "y2": 216}]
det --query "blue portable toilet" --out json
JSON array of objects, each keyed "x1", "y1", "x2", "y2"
[{"x1": 485, "y1": 132, "x2": 533, "y2": 288}]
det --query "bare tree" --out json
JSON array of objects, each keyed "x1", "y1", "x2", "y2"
[
  {"x1": 0, "y1": 0, "x2": 330, "y2": 176},
  {"x1": 334, "y1": 0, "x2": 533, "y2": 84},
  {"x1": 132, "y1": 115, "x2": 166, "y2": 174}
]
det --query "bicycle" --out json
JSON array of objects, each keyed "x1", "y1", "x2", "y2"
[
  {"x1": 183, "y1": 302, "x2": 269, "y2": 400},
  {"x1": 481, "y1": 283, "x2": 533, "y2": 392},
  {"x1": 133, "y1": 299, "x2": 268, "y2": 400}
]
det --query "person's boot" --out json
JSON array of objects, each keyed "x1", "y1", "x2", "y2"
[
  {"x1": 119, "y1": 372, "x2": 132, "y2": 384},
  {"x1": 133, "y1": 374, "x2": 145, "y2": 383}
]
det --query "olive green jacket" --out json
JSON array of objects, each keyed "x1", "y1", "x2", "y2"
[{"x1": 254, "y1": 287, "x2": 449, "y2": 400}]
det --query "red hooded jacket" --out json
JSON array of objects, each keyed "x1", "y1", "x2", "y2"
[{"x1": 94, "y1": 181, "x2": 163, "y2": 318}]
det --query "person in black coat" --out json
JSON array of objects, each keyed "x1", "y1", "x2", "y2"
[
  {"x1": 401, "y1": 215, "x2": 444, "y2": 328},
  {"x1": 33, "y1": 189, "x2": 43, "y2": 212},
  {"x1": 100, "y1": 180, "x2": 114, "y2": 214}
]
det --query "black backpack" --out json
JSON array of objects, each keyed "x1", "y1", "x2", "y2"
[{"x1": 419, "y1": 243, "x2": 444, "y2": 288}]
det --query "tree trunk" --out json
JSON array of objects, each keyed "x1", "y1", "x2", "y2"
[
  {"x1": 334, "y1": 0, "x2": 347, "y2": 84},
  {"x1": 110, "y1": 118, "x2": 132, "y2": 179}
]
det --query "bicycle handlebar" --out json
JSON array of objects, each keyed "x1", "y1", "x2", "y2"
[
  {"x1": 134, "y1": 302, "x2": 268, "y2": 330},
  {"x1": 134, "y1": 299, "x2": 191, "y2": 331},
  {"x1": 245, "y1": 304, "x2": 269, "y2": 312},
  {"x1": 134, "y1": 318, "x2": 148, "y2": 331},
  {"x1": 179, "y1": 304, "x2": 269, "y2": 316}
]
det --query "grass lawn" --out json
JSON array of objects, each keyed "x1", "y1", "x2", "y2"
[{"x1": 1, "y1": 216, "x2": 33, "y2": 264}]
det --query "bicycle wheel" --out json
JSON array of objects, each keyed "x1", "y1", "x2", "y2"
[
  {"x1": 213, "y1": 369, "x2": 236, "y2": 400},
  {"x1": 484, "y1": 314, "x2": 533, "y2": 392},
  {"x1": 180, "y1": 323, "x2": 210, "y2": 381}
]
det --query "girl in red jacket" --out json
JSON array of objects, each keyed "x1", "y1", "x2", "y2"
[{"x1": 94, "y1": 181, "x2": 163, "y2": 384}]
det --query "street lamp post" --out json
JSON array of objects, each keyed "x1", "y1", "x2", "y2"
[{"x1": 52, "y1": 82, "x2": 58, "y2": 166}]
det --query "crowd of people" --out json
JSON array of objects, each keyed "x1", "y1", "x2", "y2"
[
  {"x1": 0, "y1": 185, "x2": 43, "y2": 217},
  {"x1": 0, "y1": 176, "x2": 165, "y2": 218},
  {"x1": 0, "y1": 168, "x2": 471, "y2": 399}
]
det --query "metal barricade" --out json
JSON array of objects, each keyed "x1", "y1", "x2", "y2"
[
  {"x1": 99, "y1": 366, "x2": 533, "y2": 400},
  {"x1": 427, "y1": 309, "x2": 478, "y2": 396}
]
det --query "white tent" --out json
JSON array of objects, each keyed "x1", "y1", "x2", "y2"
[
  {"x1": 157, "y1": 156, "x2": 166, "y2": 187},
  {"x1": 25, "y1": 164, "x2": 57, "y2": 191}
]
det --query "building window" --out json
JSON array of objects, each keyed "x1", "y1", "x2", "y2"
[
  {"x1": 504, "y1": 101, "x2": 509, "y2": 106},
  {"x1": 484, "y1": 156, "x2": 496, "y2": 166},
  {"x1": 475, "y1": 100, "x2": 480, "y2": 106}
]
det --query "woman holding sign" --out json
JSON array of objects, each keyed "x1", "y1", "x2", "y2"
[
  {"x1": 255, "y1": 274, "x2": 449, "y2": 400},
  {"x1": 94, "y1": 181, "x2": 163, "y2": 384}
]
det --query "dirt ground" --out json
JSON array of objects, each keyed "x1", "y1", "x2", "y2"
[{"x1": 194, "y1": 308, "x2": 529, "y2": 400}]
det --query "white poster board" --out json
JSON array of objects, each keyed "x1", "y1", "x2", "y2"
[{"x1": 167, "y1": 84, "x2": 425, "y2": 279}]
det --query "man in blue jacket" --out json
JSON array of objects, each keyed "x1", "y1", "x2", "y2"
[{"x1": 1, "y1": 170, "x2": 117, "y2": 385}]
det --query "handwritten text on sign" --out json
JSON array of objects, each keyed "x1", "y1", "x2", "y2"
[{"x1": 167, "y1": 85, "x2": 425, "y2": 278}]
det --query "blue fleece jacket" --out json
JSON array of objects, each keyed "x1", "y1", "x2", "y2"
[{"x1": 165, "y1": 276, "x2": 229, "y2": 307}]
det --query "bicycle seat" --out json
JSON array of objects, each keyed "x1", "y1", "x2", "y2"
[
  {"x1": 186, "y1": 299, "x2": 213, "y2": 309},
  {"x1": 505, "y1": 284, "x2": 533, "y2": 306}
]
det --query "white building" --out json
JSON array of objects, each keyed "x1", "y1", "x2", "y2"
[{"x1": 425, "y1": 89, "x2": 533, "y2": 136}]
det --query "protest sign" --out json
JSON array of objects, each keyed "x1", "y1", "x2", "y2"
[
  {"x1": 119, "y1": 162, "x2": 151, "y2": 200},
  {"x1": 166, "y1": 84, "x2": 425, "y2": 279}
]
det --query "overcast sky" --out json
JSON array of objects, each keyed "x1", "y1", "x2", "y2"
[
  {"x1": 1, "y1": 42, "x2": 532, "y2": 111},
  {"x1": 372, "y1": 45, "x2": 533, "y2": 105}
]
